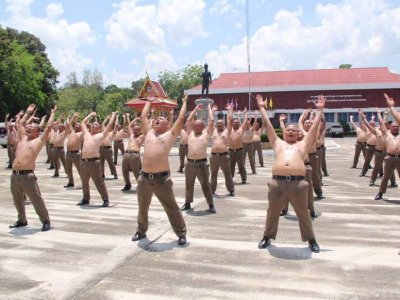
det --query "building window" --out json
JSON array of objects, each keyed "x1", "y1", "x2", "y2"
[
  {"x1": 324, "y1": 112, "x2": 335, "y2": 123},
  {"x1": 338, "y1": 112, "x2": 349, "y2": 123},
  {"x1": 289, "y1": 113, "x2": 301, "y2": 123},
  {"x1": 365, "y1": 112, "x2": 378, "y2": 122}
]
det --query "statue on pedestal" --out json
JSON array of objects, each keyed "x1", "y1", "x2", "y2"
[{"x1": 201, "y1": 63, "x2": 212, "y2": 99}]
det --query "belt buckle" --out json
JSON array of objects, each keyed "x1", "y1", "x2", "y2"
[
  {"x1": 285, "y1": 175, "x2": 291, "y2": 182},
  {"x1": 395, "y1": 154, "x2": 399, "y2": 158},
  {"x1": 149, "y1": 173, "x2": 154, "y2": 180},
  {"x1": 15, "y1": 170, "x2": 21, "y2": 175}
]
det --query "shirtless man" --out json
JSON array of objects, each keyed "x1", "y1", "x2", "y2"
[
  {"x1": 113, "y1": 124, "x2": 125, "y2": 165},
  {"x1": 362, "y1": 110, "x2": 397, "y2": 187},
  {"x1": 375, "y1": 94, "x2": 400, "y2": 200},
  {"x1": 349, "y1": 111, "x2": 368, "y2": 168},
  {"x1": 210, "y1": 105, "x2": 235, "y2": 196},
  {"x1": 242, "y1": 119, "x2": 256, "y2": 174},
  {"x1": 131, "y1": 96, "x2": 188, "y2": 246},
  {"x1": 78, "y1": 112, "x2": 117, "y2": 207},
  {"x1": 52, "y1": 122, "x2": 67, "y2": 177},
  {"x1": 9, "y1": 104, "x2": 56, "y2": 231},
  {"x1": 229, "y1": 108, "x2": 248, "y2": 184},
  {"x1": 299, "y1": 110, "x2": 324, "y2": 200},
  {"x1": 47, "y1": 122, "x2": 60, "y2": 170},
  {"x1": 178, "y1": 125, "x2": 189, "y2": 173},
  {"x1": 64, "y1": 113, "x2": 83, "y2": 188},
  {"x1": 252, "y1": 120, "x2": 264, "y2": 167},
  {"x1": 180, "y1": 104, "x2": 216, "y2": 213},
  {"x1": 256, "y1": 94, "x2": 323, "y2": 253},
  {"x1": 100, "y1": 115, "x2": 118, "y2": 179},
  {"x1": 121, "y1": 115, "x2": 144, "y2": 192},
  {"x1": 360, "y1": 115, "x2": 377, "y2": 177},
  {"x1": 5, "y1": 114, "x2": 17, "y2": 168}
]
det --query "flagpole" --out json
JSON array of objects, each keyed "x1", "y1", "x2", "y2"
[{"x1": 246, "y1": 0, "x2": 251, "y2": 111}]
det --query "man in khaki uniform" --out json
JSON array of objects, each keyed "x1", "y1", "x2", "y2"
[
  {"x1": 180, "y1": 104, "x2": 216, "y2": 213},
  {"x1": 375, "y1": 94, "x2": 400, "y2": 200},
  {"x1": 100, "y1": 115, "x2": 118, "y2": 179},
  {"x1": 113, "y1": 124, "x2": 125, "y2": 165},
  {"x1": 349, "y1": 111, "x2": 368, "y2": 168},
  {"x1": 121, "y1": 115, "x2": 144, "y2": 192},
  {"x1": 210, "y1": 104, "x2": 235, "y2": 196},
  {"x1": 9, "y1": 104, "x2": 56, "y2": 231},
  {"x1": 52, "y1": 123, "x2": 67, "y2": 177},
  {"x1": 178, "y1": 125, "x2": 189, "y2": 173},
  {"x1": 242, "y1": 121, "x2": 255, "y2": 174},
  {"x1": 132, "y1": 95, "x2": 188, "y2": 246},
  {"x1": 252, "y1": 120, "x2": 264, "y2": 167},
  {"x1": 78, "y1": 111, "x2": 117, "y2": 207},
  {"x1": 228, "y1": 108, "x2": 248, "y2": 184},
  {"x1": 256, "y1": 94, "x2": 324, "y2": 253},
  {"x1": 64, "y1": 113, "x2": 83, "y2": 188}
]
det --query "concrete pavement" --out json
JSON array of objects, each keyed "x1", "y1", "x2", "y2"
[{"x1": 0, "y1": 137, "x2": 399, "y2": 299}]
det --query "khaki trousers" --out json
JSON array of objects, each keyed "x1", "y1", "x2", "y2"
[
  {"x1": 66, "y1": 152, "x2": 81, "y2": 185},
  {"x1": 371, "y1": 151, "x2": 395, "y2": 184},
  {"x1": 353, "y1": 142, "x2": 366, "y2": 167},
  {"x1": 264, "y1": 179, "x2": 315, "y2": 242},
  {"x1": 253, "y1": 142, "x2": 264, "y2": 166},
  {"x1": 53, "y1": 147, "x2": 67, "y2": 176},
  {"x1": 48, "y1": 143, "x2": 55, "y2": 168},
  {"x1": 361, "y1": 145, "x2": 375, "y2": 174},
  {"x1": 320, "y1": 145, "x2": 328, "y2": 175},
  {"x1": 122, "y1": 152, "x2": 141, "y2": 187},
  {"x1": 7, "y1": 143, "x2": 14, "y2": 166},
  {"x1": 283, "y1": 165, "x2": 314, "y2": 213},
  {"x1": 379, "y1": 156, "x2": 400, "y2": 193},
  {"x1": 185, "y1": 160, "x2": 213, "y2": 205},
  {"x1": 100, "y1": 147, "x2": 117, "y2": 176},
  {"x1": 10, "y1": 172, "x2": 50, "y2": 224},
  {"x1": 178, "y1": 145, "x2": 188, "y2": 170},
  {"x1": 309, "y1": 153, "x2": 322, "y2": 195},
  {"x1": 80, "y1": 159, "x2": 109, "y2": 201},
  {"x1": 229, "y1": 148, "x2": 246, "y2": 182},
  {"x1": 243, "y1": 142, "x2": 256, "y2": 173},
  {"x1": 136, "y1": 174, "x2": 186, "y2": 237},
  {"x1": 210, "y1": 153, "x2": 235, "y2": 194},
  {"x1": 113, "y1": 141, "x2": 125, "y2": 164}
]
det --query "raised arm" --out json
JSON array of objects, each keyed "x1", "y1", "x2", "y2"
[
  {"x1": 358, "y1": 109, "x2": 367, "y2": 131},
  {"x1": 298, "y1": 109, "x2": 311, "y2": 133},
  {"x1": 361, "y1": 112, "x2": 377, "y2": 135},
  {"x1": 168, "y1": 108, "x2": 174, "y2": 130},
  {"x1": 170, "y1": 95, "x2": 188, "y2": 135},
  {"x1": 226, "y1": 103, "x2": 233, "y2": 132},
  {"x1": 140, "y1": 97, "x2": 154, "y2": 133},
  {"x1": 39, "y1": 115, "x2": 47, "y2": 129},
  {"x1": 40, "y1": 106, "x2": 57, "y2": 143},
  {"x1": 256, "y1": 94, "x2": 279, "y2": 146},
  {"x1": 240, "y1": 108, "x2": 248, "y2": 130},
  {"x1": 376, "y1": 108, "x2": 387, "y2": 133},
  {"x1": 103, "y1": 112, "x2": 117, "y2": 138},
  {"x1": 303, "y1": 96, "x2": 326, "y2": 152},
  {"x1": 18, "y1": 104, "x2": 36, "y2": 139},
  {"x1": 101, "y1": 115, "x2": 110, "y2": 130},
  {"x1": 186, "y1": 103, "x2": 201, "y2": 133},
  {"x1": 207, "y1": 104, "x2": 215, "y2": 135},
  {"x1": 384, "y1": 93, "x2": 400, "y2": 125},
  {"x1": 81, "y1": 112, "x2": 96, "y2": 135},
  {"x1": 279, "y1": 114, "x2": 287, "y2": 131}
]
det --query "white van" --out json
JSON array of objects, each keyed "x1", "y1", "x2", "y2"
[{"x1": 0, "y1": 122, "x2": 7, "y2": 148}]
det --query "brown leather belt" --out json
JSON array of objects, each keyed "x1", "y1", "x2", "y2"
[
  {"x1": 13, "y1": 170, "x2": 33, "y2": 175},
  {"x1": 141, "y1": 171, "x2": 169, "y2": 179},
  {"x1": 82, "y1": 157, "x2": 99, "y2": 162},
  {"x1": 211, "y1": 152, "x2": 228, "y2": 156},
  {"x1": 187, "y1": 158, "x2": 207, "y2": 163},
  {"x1": 229, "y1": 148, "x2": 243, "y2": 152},
  {"x1": 273, "y1": 175, "x2": 305, "y2": 181}
]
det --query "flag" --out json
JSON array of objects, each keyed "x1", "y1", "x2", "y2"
[{"x1": 269, "y1": 97, "x2": 273, "y2": 109}]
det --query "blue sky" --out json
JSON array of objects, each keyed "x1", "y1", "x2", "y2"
[{"x1": 1, "y1": 0, "x2": 400, "y2": 87}]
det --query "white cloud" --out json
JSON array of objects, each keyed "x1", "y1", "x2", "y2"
[
  {"x1": 204, "y1": 0, "x2": 400, "y2": 77},
  {"x1": 105, "y1": 69, "x2": 140, "y2": 88},
  {"x1": 210, "y1": 0, "x2": 232, "y2": 15},
  {"x1": 105, "y1": 0, "x2": 165, "y2": 51},
  {"x1": 105, "y1": 0, "x2": 207, "y2": 50},
  {"x1": 157, "y1": 0, "x2": 207, "y2": 46},
  {"x1": 3, "y1": 0, "x2": 97, "y2": 83},
  {"x1": 144, "y1": 51, "x2": 179, "y2": 76}
]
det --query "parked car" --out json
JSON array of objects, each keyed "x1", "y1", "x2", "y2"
[
  {"x1": 326, "y1": 123, "x2": 344, "y2": 137},
  {"x1": 0, "y1": 122, "x2": 7, "y2": 148}
]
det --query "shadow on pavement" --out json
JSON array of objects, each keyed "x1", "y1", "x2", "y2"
[
  {"x1": 186, "y1": 209, "x2": 212, "y2": 216},
  {"x1": 9, "y1": 227, "x2": 41, "y2": 236}
]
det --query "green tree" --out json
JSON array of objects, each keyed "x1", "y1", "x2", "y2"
[
  {"x1": 339, "y1": 64, "x2": 352, "y2": 69},
  {"x1": 131, "y1": 78, "x2": 145, "y2": 96}
]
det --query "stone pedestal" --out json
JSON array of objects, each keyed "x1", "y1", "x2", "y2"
[{"x1": 194, "y1": 97, "x2": 214, "y2": 125}]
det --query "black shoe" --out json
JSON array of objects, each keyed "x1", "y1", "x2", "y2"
[
  {"x1": 280, "y1": 209, "x2": 288, "y2": 216},
  {"x1": 258, "y1": 236, "x2": 271, "y2": 249},
  {"x1": 208, "y1": 205, "x2": 216, "y2": 214},
  {"x1": 48, "y1": 166, "x2": 55, "y2": 170},
  {"x1": 113, "y1": 174, "x2": 118, "y2": 179},
  {"x1": 390, "y1": 182, "x2": 398, "y2": 188},
  {"x1": 315, "y1": 194, "x2": 325, "y2": 200},
  {"x1": 177, "y1": 168, "x2": 184, "y2": 173},
  {"x1": 369, "y1": 181, "x2": 374, "y2": 187},
  {"x1": 323, "y1": 172, "x2": 329, "y2": 177},
  {"x1": 9, "y1": 220, "x2": 28, "y2": 229},
  {"x1": 359, "y1": 173, "x2": 365, "y2": 177},
  {"x1": 102, "y1": 175, "x2": 105, "y2": 178},
  {"x1": 77, "y1": 199, "x2": 89, "y2": 206},
  {"x1": 229, "y1": 191, "x2": 235, "y2": 197},
  {"x1": 310, "y1": 211, "x2": 318, "y2": 218},
  {"x1": 374, "y1": 193, "x2": 383, "y2": 200},
  {"x1": 368, "y1": 165, "x2": 373, "y2": 169},
  {"x1": 350, "y1": 165, "x2": 356, "y2": 169},
  {"x1": 379, "y1": 173, "x2": 384, "y2": 178},
  {"x1": 252, "y1": 171, "x2": 257, "y2": 174},
  {"x1": 102, "y1": 200, "x2": 109, "y2": 207},
  {"x1": 180, "y1": 203, "x2": 191, "y2": 211},
  {"x1": 132, "y1": 232, "x2": 146, "y2": 241},
  {"x1": 121, "y1": 185, "x2": 131, "y2": 191},
  {"x1": 41, "y1": 222, "x2": 51, "y2": 232},
  {"x1": 64, "y1": 183, "x2": 74, "y2": 188},
  {"x1": 242, "y1": 180, "x2": 247, "y2": 184},
  {"x1": 7, "y1": 164, "x2": 12, "y2": 169},
  {"x1": 260, "y1": 164, "x2": 264, "y2": 167},
  {"x1": 114, "y1": 162, "x2": 117, "y2": 165},
  {"x1": 309, "y1": 239, "x2": 320, "y2": 253},
  {"x1": 178, "y1": 236, "x2": 187, "y2": 246},
  {"x1": 52, "y1": 173, "x2": 59, "y2": 177}
]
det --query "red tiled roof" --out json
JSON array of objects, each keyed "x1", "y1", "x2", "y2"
[
  {"x1": 151, "y1": 80, "x2": 168, "y2": 98},
  {"x1": 187, "y1": 67, "x2": 400, "y2": 91}
]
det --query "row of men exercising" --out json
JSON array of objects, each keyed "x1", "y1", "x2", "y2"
[{"x1": 349, "y1": 105, "x2": 400, "y2": 200}]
